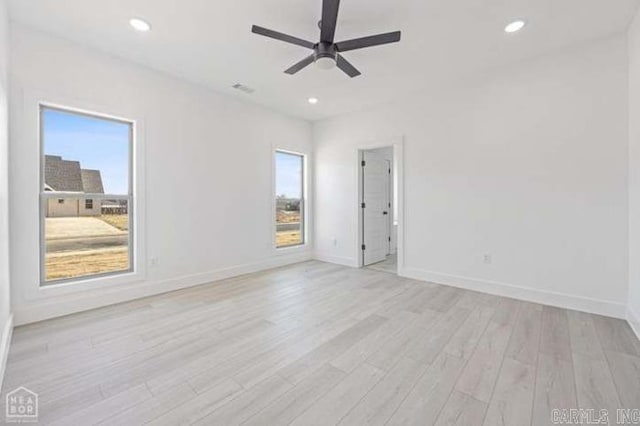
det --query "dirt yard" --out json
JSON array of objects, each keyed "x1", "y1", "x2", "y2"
[
  {"x1": 100, "y1": 214, "x2": 129, "y2": 231},
  {"x1": 45, "y1": 217, "x2": 125, "y2": 239},
  {"x1": 276, "y1": 209, "x2": 302, "y2": 246},
  {"x1": 277, "y1": 210, "x2": 300, "y2": 224},
  {"x1": 45, "y1": 247, "x2": 129, "y2": 281},
  {"x1": 44, "y1": 216, "x2": 129, "y2": 281},
  {"x1": 276, "y1": 230, "x2": 302, "y2": 247}
]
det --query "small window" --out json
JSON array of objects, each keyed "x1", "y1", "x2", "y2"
[
  {"x1": 275, "y1": 151, "x2": 305, "y2": 248},
  {"x1": 40, "y1": 105, "x2": 133, "y2": 284}
]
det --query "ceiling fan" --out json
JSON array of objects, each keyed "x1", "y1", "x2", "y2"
[{"x1": 251, "y1": 0, "x2": 401, "y2": 78}]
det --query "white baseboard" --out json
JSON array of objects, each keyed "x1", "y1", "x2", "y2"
[
  {"x1": 313, "y1": 252, "x2": 358, "y2": 268},
  {"x1": 400, "y1": 267, "x2": 626, "y2": 319},
  {"x1": 628, "y1": 306, "x2": 640, "y2": 342},
  {"x1": 14, "y1": 252, "x2": 312, "y2": 326},
  {"x1": 0, "y1": 314, "x2": 14, "y2": 393}
]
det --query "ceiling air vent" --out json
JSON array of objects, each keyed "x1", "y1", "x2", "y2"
[{"x1": 232, "y1": 83, "x2": 255, "y2": 94}]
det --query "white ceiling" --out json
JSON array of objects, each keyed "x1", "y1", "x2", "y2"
[{"x1": 9, "y1": 0, "x2": 639, "y2": 121}]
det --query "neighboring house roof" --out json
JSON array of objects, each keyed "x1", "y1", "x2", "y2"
[
  {"x1": 45, "y1": 155, "x2": 105, "y2": 194},
  {"x1": 81, "y1": 169, "x2": 105, "y2": 194}
]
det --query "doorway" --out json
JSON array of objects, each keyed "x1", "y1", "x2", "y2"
[{"x1": 359, "y1": 145, "x2": 398, "y2": 274}]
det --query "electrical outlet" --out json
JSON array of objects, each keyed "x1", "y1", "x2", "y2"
[
  {"x1": 483, "y1": 254, "x2": 492, "y2": 265},
  {"x1": 150, "y1": 257, "x2": 159, "y2": 267}
]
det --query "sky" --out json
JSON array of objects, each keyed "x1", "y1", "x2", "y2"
[
  {"x1": 275, "y1": 151, "x2": 303, "y2": 199},
  {"x1": 43, "y1": 108, "x2": 130, "y2": 194}
]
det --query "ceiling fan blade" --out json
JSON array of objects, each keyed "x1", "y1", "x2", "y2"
[
  {"x1": 252, "y1": 25, "x2": 315, "y2": 49},
  {"x1": 336, "y1": 54, "x2": 361, "y2": 78},
  {"x1": 320, "y1": 0, "x2": 340, "y2": 43},
  {"x1": 284, "y1": 54, "x2": 316, "y2": 75},
  {"x1": 335, "y1": 31, "x2": 401, "y2": 52}
]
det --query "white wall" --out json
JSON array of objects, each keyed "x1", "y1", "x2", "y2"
[
  {"x1": 0, "y1": 0, "x2": 8, "y2": 326},
  {"x1": 314, "y1": 36, "x2": 629, "y2": 318},
  {"x1": 9, "y1": 24, "x2": 313, "y2": 325},
  {"x1": 628, "y1": 7, "x2": 640, "y2": 335},
  {"x1": 0, "y1": 0, "x2": 11, "y2": 390}
]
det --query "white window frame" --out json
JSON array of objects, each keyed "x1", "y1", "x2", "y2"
[
  {"x1": 38, "y1": 102, "x2": 142, "y2": 288},
  {"x1": 273, "y1": 149, "x2": 308, "y2": 250}
]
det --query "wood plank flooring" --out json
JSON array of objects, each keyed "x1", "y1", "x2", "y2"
[
  {"x1": 366, "y1": 254, "x2": 397, "y2": 274},
  {"x1": 1, "y1": 261, "x2": 638, "y2": 425}
]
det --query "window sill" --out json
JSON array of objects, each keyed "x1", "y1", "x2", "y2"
[
  {"x1": 273, "y1": 243, "x2": 310, "y2": 256},
  {"x1": 36, "y1": 269, "x2": 146, "y2": 299}
]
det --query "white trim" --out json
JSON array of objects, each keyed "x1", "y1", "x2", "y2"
[
  {"x1": 628, "y1": 306, "x2": 640, "y2": 342},
  {"x1": 395, "y1": 141, "x2": 405, "y2": 273},
  {"x1": 313, "y1": 252, "x2": 358, "y2": 268},
  {"x1": 13, "y1": 252, "x2": 312, "y2": 326},
  {"x1": 0, "y1": 314, "x2": 14, "y2": 392},
  {"x1": 400, "y1": 267, "x2": 626, "y2": 319}
]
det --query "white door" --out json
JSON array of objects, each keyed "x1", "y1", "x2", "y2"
[
  {"x1": 362, "y1": 151, "x2": 390, "y2": 265},
  {"x1": 385, "y1": 159, "x2": 392, "y2": 255}
]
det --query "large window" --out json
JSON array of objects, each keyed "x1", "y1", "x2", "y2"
[
  {"x1": 40, "y1": 106, "x2": 133, "y2": 284},
  {"x1": 275, "y1": 151, "x2": 305, "y2": 248}
]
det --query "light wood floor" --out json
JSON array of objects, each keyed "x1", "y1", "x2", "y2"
[
  {"x1": 366, "y1": 254, "x2": 397, "y2": 274},
  {"x1": 2, "y1": 261, "x2": 639, "y2": 425}
]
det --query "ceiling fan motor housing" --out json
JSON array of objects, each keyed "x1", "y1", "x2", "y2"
[{"x1": 315, "y1": 42, "x2": 337, "y2": 61}]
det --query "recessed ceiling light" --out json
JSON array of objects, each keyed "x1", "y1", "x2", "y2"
[
  {"x1": 504, "y1": 20, "x2": 526, "y2": 33},
  {"x1": 308, "y1": 97, "x2": 319, "y2": 104},
  {"x1": 129, "y1": 18, "x2": 151, "y2": 32}
]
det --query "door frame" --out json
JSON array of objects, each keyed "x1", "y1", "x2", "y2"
[{"x1": 355, "y1": 137, "x2": 404, "y2": 272}]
